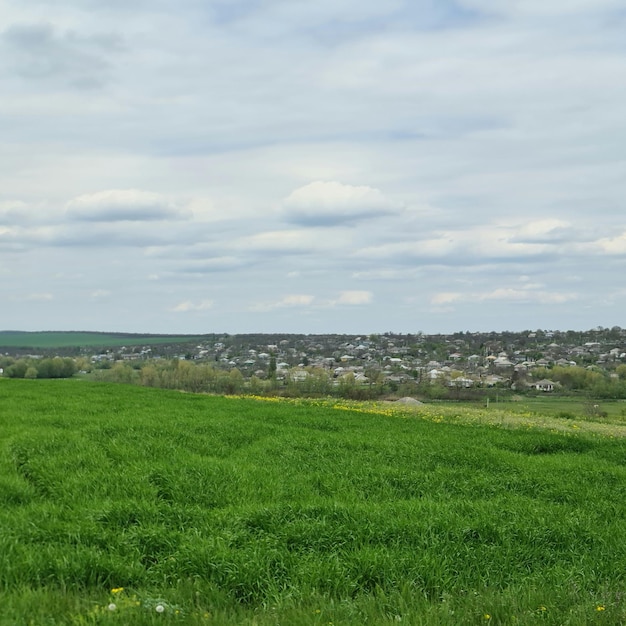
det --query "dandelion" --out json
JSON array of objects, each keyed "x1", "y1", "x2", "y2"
[
  {"x1": 156, "y1": 604, "x2": 165, "y2": 613},
  {"x1": 596, "y1": 605, "x2": 606, "y2": 611},
  {"x1": 108, "y1": 603, "x2": 117, "y2": 611},
  {"x1": 111, "y1": 587, "x2": 124, "y2": 594},
  {"x1": 484, "y1": 614, "x2": 491, "y2": 621}
]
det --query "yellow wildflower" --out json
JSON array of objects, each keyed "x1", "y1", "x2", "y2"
[{"x1": 111, "y1": 587, "x2": 124, "y2": 594}]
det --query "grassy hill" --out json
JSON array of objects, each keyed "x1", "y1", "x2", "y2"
[
  {"x1": 0, "y1": 331, "x2": 204, "y2": 350},
  {"x1": 1, "y1": 380, "x2": 626, "y2": 625}
]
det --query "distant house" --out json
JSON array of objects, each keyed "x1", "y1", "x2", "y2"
[
  {"x1": 290, "y1": 369, "x2": 309, "y2": 382},
  {"x1": 448, "y1": 377, "x2": 474, "y2": 388},
  {"x1": 484, "y1": 375, "x2": 505, "y2": 386},
  {"x1": 535, "y1": 379, "x2": 557, "y2": 392},
  {"x1": 494, "y1": 356, "x2": 514, "y2": 368},
  {"x1": 555, "y1": 358, "x2": 576, "y2": 367}
]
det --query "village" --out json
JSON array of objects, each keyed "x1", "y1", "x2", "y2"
[{"x1": 81, "y1": 327, "x2": 626, "y2": 396}]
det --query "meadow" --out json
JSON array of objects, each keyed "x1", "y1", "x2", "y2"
[
  {"x1": 473, "y1": 396, "x2": 626, "y2": 420},
  {"x1": 2, "y1": 380, "x2": 626, "y2": 625}
]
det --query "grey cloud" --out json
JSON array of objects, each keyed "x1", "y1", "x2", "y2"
[
  {"x1": 352, "y1": 225, "x2": 564, "y2": 267},
  {"x1": 456, "y1": 0, "x2": 625, "y2": 18},
  {"x1": 176, "y1": 257, "x2": 255, "y2": 274},
  {"x1": 1, "y1": 221, "x2": 199, "y2": 251},
  {"x1": 0, "y1": 202, "x2": 42, "y2": 226},
  {"x1": 1, "y1": 22, "x2": 123, "y2": 89}
]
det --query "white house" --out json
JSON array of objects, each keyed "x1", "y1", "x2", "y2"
[{"x1": 535, "y1": 379, "x2": 557, "y2": 392}]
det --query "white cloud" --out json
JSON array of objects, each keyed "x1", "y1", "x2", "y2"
[
  {"x1": 0, "y1": 226, "x2": 16, "y2": 237},
  {"x1": 171, "y1": 299, "x2": 214, "y2": 313},
  {"x1": 477, "y1": 288, "x2": 576, "y2": 304},
  {"x1": 336, "y1": 290, "x2": 373, "y2": 305},
  {"x1": 66, "y1": 190, "x2": 188, "y2": 222},
  {"x1": 90, "y1": 289, "x2": 111, "y2": 299},
  {"x1": 8, "y1": 292, "x2": 54, "y2": 302},
  {"x1": 28, "y1": 292, "x2": 54, "y2": 301},
  {"x1": 595, "y1": 231, "x2": 626, "y2": 255},
  {"x1": 430, "y1": 287, "x2": 577, "y2": 308},
  {"x1": 251, "y1": 294, "x2": 315, "y2": 312},
  {"x1": 511, "y1": 219, "x2": 573, "y2": 243},
  {"x1": 232, "y1": 228, "x2": 344, "y2": 254},
  {"x1": 278, "y1": 294, "x2": 315, "y2": 307},
  {"x1": 431, "y1": 292, "x2": 461, "y2": 306},
  {"x1": 283, "y1": 181, "x2": 398, "y2": 225},
  {"x1": 251, "y1": 291, "x2": 372, "y2": 313}
]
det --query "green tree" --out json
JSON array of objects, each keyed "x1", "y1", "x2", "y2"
[
  {"x1": 268, "y1": 355, "x2": 277, "y2": 379},
  {"x1": 248, "y1": 375, "x2": 265, "y2": 395},
  {"x1": 24, "y1": 366, "x2": 38, "y2": 379},
  {"x1": 6, "y1": 360, "x2": 28, "y2": 378},
  {"x1": 140, "y1": 364, "x2": 160, "y2": 387},
  {"x1": 217, "y1": 369, "x2": 244, "y2": 394},
  {"x1": 616, "y1": 364, "x2": 626, "y2": 381}
]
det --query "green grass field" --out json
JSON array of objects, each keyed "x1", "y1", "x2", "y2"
[
  {"x1": 2, "y1": 380, "x2": 626, "y2": 625},
  {"x1": 0, "y1": 331, "x2": 204, "y2": 349},
  {"x1": 464, "y1": 396, "x2": 626, "y2": 421}
]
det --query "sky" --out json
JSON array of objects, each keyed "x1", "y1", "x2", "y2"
[{"x1": 1, "y1": 0, "x2": 626, "y2": 335}]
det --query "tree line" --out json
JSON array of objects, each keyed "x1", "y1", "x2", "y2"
[
  {"x1": 526, "y1": 364, "x2": 626, "y2": 399},
  {"x1": 91, "y1": 359, "x2": 394, "y2": 400},
  {"x1": 0, "y1": 357, "x2": 77, "y2": 379},
  {"x1": 5, "y1": 355, "x2": 626, "y2": 401}
]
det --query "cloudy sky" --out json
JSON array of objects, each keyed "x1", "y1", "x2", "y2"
[{"x1": 1, "y1": 0, "x2": 625, "y2": 334}]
